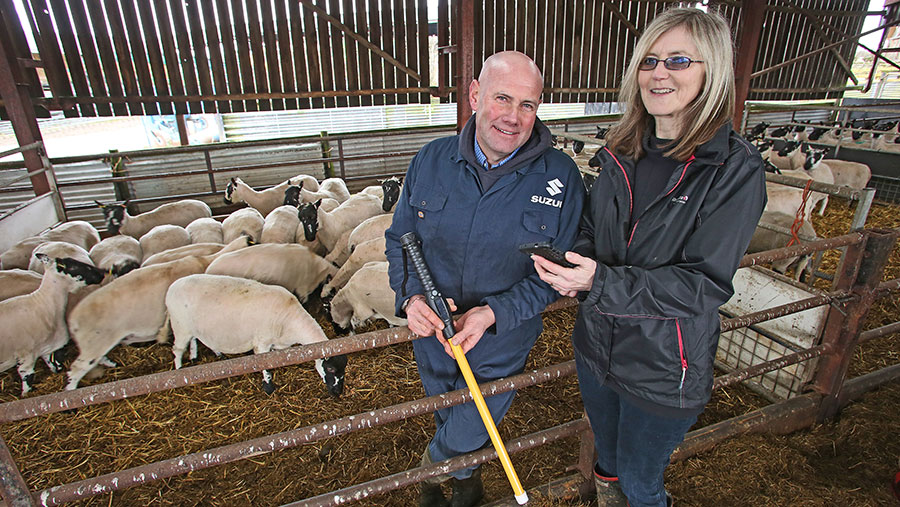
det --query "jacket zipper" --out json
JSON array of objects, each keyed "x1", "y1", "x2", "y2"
[{"x1": 675, "y1": 318, "x2": 688, "y2": 408}]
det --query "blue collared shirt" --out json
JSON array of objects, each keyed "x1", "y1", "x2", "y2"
[{"x1": 474, "y1": 138, "x2": 521, "y2": 169}]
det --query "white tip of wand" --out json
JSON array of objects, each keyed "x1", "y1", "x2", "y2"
[{"x1": 515, "y1": 492, "x2": 529, "y2": 504}]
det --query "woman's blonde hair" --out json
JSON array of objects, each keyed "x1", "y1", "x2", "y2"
[{"x1": 605, "y1": 8, "x2": 735, "y2": 161}]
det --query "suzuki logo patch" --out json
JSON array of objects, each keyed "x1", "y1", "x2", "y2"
[{"x1": 546, "y1": 178, "x2": 564, "y2": 196}]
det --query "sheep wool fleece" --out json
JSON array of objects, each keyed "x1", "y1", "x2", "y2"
[{"x1": 385, "y1": 116, "x2": 585, "y2": 479}]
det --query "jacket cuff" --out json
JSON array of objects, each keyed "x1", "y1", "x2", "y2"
[
  {"x1": 582, "y1": 263, "x2": 606, "y2": 307},
  {"x1": 481, "y1": 295, "x2": 507, "y2": 334}
]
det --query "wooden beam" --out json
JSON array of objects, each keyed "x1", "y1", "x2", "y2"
[
  {"x1": 456, "y1": 0, "x2": 474, "y2": 132},
  {"x1": 732, "y1": 0, "x2": 767, "y2": 129}
]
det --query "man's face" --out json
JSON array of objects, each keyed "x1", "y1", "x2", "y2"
[{"x1": 469, "y1": 66, "x2": 543, "y2": 166}]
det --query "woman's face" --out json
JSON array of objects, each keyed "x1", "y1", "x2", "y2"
[{"x1": 638, "y1": 26, "x2": 705, "y2": 138}]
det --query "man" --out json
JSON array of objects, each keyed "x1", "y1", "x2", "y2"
[{"x1": 385, "y1": 51, "x2": 585, "y2": 507}]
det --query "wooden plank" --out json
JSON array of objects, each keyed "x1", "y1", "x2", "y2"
[
  {"x1": 231, "y1": 0, "x2": 257, "y2": 112},
  {"x1": 524, "y1": 0, "x2": 537, "y2": 63},
  {"x1": 168, "y1": 0, "x2": 202, "y2": 113},
  {"x1": 84, "y1": 1, "x2": 126, "y2": 115},
  {"x1": 493, "y1": 0, "x2": 504, "y2": 54},
  {"x1": 559, "y1": 0, "x2": 575, "y2": 102},
  {"x1": 380, "y1": 0, "x2": 396, "y2": 105},
  {"x1": 406, "y1": 0, "x2": 419, "y2": 103},
  {"x1": 259, "y1": 0, "x2": 284, "y2": 110},
  {"x1": 289, "y1": 0, "x2": 311, "y2": 109},
  {"x1": 437, "y1": 0, "x2": 449, "y2": 103},
  {"x1": 274, "y1": 0, "x2": 297, "y2": 110},
  {"x1": 303, "y1": 0, "x2": 324, "y2": 108},
  {"x1": 66, "y1": 0, "x2": 111, "y2": 115},
  {"x1": 515, "y1": 0, "x2": 526, "y2": 53},
  {"x1": 473, "y1": 0, "x2": 482, "y2": 79},
  {"x1": 354, "y1": 0, "x2": 372, "y2": 106},
  {"x1": 552, "y1": 0, "x2": 566, "y2": 103},
  {"x1": 315, "y1": 0, "x2": 336, "y2": 108},
  {"x1": 343, "y1": 0, "x2": 361, "y2": 107},
  {"x1": 214, "y1": 0, "x2": 244, "y2": 112},
  {"x1": 28, "y1": 0, "x2": 75, "y2": 116},
  {"x1": 4, "y1": 0, "x2": 42, "y2": 98},
  {"x1": 329, "y1": 0, "x2": 348, "y2": 107},
  {"x1": 184, "y1": 0, "x2": 215, "y2": 111},
  {"x1": 245, "y1": 0, "x2": 271, "y2": 111},
  {"x1": 114, "y1": 0, "x2": 155, "y2": 114},
  {"x1": 199, "y1": 0, "x2": 228, "y2": 112},
  {"x1": 571, "y1": 0, "x2": 587, "y2": 103},
  {"x1": 392, "y1": 0, "x2": 407, "y2": 104},
  {"x1": 153, "y1": 0, "x2": 188, "y2": 115},
  {"x1": 417, "y1": 0, "x2": 429, "y2": 103},
  {"x1": 480, "y1": 0, "x2": 490, "y2": 64},
  {"x1": 367, "y1": 0, "x2": 384, "y2": 106},
  {"x1": 136, "y1": 0, "x2": 173, "y2": 114}
]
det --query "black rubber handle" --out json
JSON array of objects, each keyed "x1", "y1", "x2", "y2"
[{"x1": 400, "y1": 232, "x2": 456, "y2": 339}]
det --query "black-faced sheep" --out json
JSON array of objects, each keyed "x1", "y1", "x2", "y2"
[
  {"x1": 329, "y1": 261, "x2": 406, "y2": 334},
  {"x1": 42, "y1": 220, "x2": 101, "y2": 252},
  {"x1": 65, "y1": 235, "x2": 254, "y2": 390},
  {"x1": 205, "y1": 243, "x2": 337, "y2": 303},
  {"x1": 165, "y1": 274, "x2": 348, "y2": 396},
  {"x1": 186, "y1": 217, "x2": 224, "y2": 244},
  {"x1": 296, "y1": 193, "x2": 385, "y2": 253},
  {"x1": 380, "y1": 176, "x2": 403, "y2": 213},
  {"x1": 222, "y1": 207, "x2": 265, "y2": 244},
  {"x1": 29, "y1": 242, "x2": 94, "y2": 274},
  {"x1": 96, "y1": 199, "x2": 212, "y2": 238},
  {"x1": 224, "y1": 177, "x2": 296, "y2": 216},
  {"x1": 261, "y1": 205, "x2": 301, "y2": 244},
  {"x1": 321, "y1": 236, "x2": 386, "y2": 298},
  {"x1": 820, "y1": 159, "x2": 872, "y2": 190},
  {"x1": 1, "y1": 255, "x2": 105, "y2": 394},
  {"x1": 141, "y1": 243, "x2": 225, "y2": 267},
  {"x1": 139, "y1": 224, "x2": 192, "y2": 263},
  {"x1": 89, "y1": 235, "x2": 142, "y2": 277},
  {"x1": 298, "y1": 177, "x2": 350, "y2": 204}
]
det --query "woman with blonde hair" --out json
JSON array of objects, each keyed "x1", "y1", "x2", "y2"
[{"x1": 531, "y1": 8, "x2": 766, "y2": 506}]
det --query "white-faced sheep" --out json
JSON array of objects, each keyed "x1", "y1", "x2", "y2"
[
  {"x1": 260, "y1": 205, "x2": 301, "y2": 244},
  {"x1": 186, "y1": 217, "x2": 224, "y2": 244},
  {"x1": 330, "y1": 261, "x2": 406, "y2": 334},
  {"x1": 89, "y1": 235, "x2": 142, "y2": 277},
  {"x1": 139, "y1": 224, "x2": 192, "y2": 263},
  {"x1": 142, "y1": 242, "x2": 225, "y2": 267},
  {"x1": 297, "y1": 193, "x2": 385, "y2": 253},
  {"x1": 42, "y1": 220, "x2": 101, "y2": 252},
  {"x1": 29, "y1": 242, "x2": 94, "y2": 274},
  {"x1": 65, "y1": 235, "x2": 254, "y2": 390},
  {"x1": 1, "y1": 254, "x2": 104, "y2": 394},
  {"x1": 820, "y1": 159, "x2": 872, "y2": 190},
  {"x1": 325, "y1": 213, "x2": 393, "y2": 267},
  {"x1": 96, "y1": 199, "x2": 212, "y2": 238},
  {"x1": 165, "y1": 274, "x2": 348, "y2": 395},
  {"x1": 747, "y1": 211, "x2": 818, "y2": 280},
  {"x1": 0, "y1": 269, "x2": 43, "y2": 302},
  {"x1": 222, "y1": 207, "x2": 264, "y2": 244},
  {"x1": 205, "y1": 243, "x2": 337, "y2": 303},
  {"x1": 224, "y1": 177, "x2": 298, "y2": 216},
  {"x1": 321, "y1": 236, "x2": 386, "y2": 298},
  {"x1": 299, "y1": 177, "x2": 351, "y2": 204},
  {"x1": 1, "y1": 236, "x2": 45, "y2": 270}
]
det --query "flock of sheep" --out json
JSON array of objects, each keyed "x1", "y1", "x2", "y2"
[{"x1": 0, "y1": 174, "x2": 404, "y2": 398}]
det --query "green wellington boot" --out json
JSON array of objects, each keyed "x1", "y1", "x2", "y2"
[
  {"x1": 449, "y1": 466, "x2": 484, "y2": 507},
  {"x1": 593, "y1": 466, "x2": 628, "y2": 507},
  {"x1": 419, "y1": 447, "x2": 450, "y2": 507}
]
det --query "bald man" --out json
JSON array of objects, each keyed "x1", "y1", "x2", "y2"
[{"x1": 385, "y1": 51, "x2": 585, "y2": 507}]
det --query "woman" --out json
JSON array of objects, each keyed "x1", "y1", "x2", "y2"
[{"x1": 532, "y1": 8, "x2": 766, "y2": 507}]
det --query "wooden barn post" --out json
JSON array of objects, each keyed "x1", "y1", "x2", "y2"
[
  {"x1": 456, "y1": 0, "x2": 475, "y2": 131},
  {"x1": 812, "y1": 229, "x2": 898, "y2": 422},
  {"x1": 732, "y1": 1, "x2": 767, "y2": 130},
  {"x1": 0, "y1": 4, "x2": 51, "y2": 196}
]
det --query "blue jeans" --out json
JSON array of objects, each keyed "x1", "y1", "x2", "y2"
[{"x1": 576, "y1": 355, "x2": 697, "y2": 507}]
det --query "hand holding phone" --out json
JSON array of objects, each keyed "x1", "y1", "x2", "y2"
[{"x1": 518, "y1": 242, "x2": 576, "y2": 268}]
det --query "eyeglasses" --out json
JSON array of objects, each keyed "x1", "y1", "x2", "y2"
[{"x1": 638, "y1": 56, "x2": 704, "y2": 71}]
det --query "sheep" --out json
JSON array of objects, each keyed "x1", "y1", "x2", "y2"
[
  {"x1": 65, "y1": 235, "x2": 254, "y2": 390},
  {"x1": 1, "y1": 236, "x2": 45, "y2": 270},
  {"x1": 260, "y1": 205, "x2": 301, "y2": 244},
  {"x1": 165, "y1": 274, "x2": 348, "y2": 396},
  {"x1": 299, "y1": 177, "x2": 351, "y2": 204},
  {"x1": 297, "y1": 193, "x2": 385, "y2": 253},
  {"x1": 142, "y1": 242, "x2": 225, "y2": 267},
  {"x1": 380, "y1": 176, "x2": 403, "y2": 212},
  {"x1": 329, "y1": 261, "x2": 406, "y2": 334},
  {"x1": 139, "y1": 224, "x2": 192, "y2": 263},
  {"x1": 768, "y1": 141, "x2": 800, "y2": 170},
  {"x1": 288, "y1": 174, "x2": 319, "y2": 192},
  {"x1": 325, "y1": 213, "x2": 392, "y2": 267},
  {"x1": 96, "y1": 199, "x2": 211, "y2": 238},
  {"x1": 778, "y1": 149, "x2": 833, "y2": 215},
  {"x1": 321, "y1": 236, "x2": 386, "y2": 298},
  {"x1": 225, "y1": 177, "x2": 298, "y2": 216},
  {"x1": 89, "y1": 235, "x2": 142, "y2": 277},
  {"x1": 820, "y1": 159, "x2": 872, "y2": 190},
  {"x1": 205, "y1": 243, "x2": 337, "y2": 303},
  {"x1": 0, "y1": 269, "x2": 43, "y2": 302},
  {"x1": 1, "y1": 254, "x2": 105, "y2": 394},
  {"x1": 748, "y1": 211, "x2": 818, "y2": 281},
  {"x1": 222, "y1": 207, "x2": 265, "y2": 244},
  {"x1": 42, "y1": 221, "x2": 101, "y2": 252},
  {"x1": 819, "y1": 126, "x2": 845, "y2": 145},
  {"x1": 29, "y1": 242, "x2": 94, "y2": 274},
  {"x1": 186, "y1": 217, "x2": 224, "y2": 244}
]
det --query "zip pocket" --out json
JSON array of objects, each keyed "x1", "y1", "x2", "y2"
[{"x1": 675, "y1": 318, "x2": 689, "y2": 407}]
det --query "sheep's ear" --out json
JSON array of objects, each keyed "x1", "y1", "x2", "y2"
[
  {"x1": 231, "y1": 177, "x2": 237, "y2": 184},
  {"x1": 123, "y1": 200, "x2": 130, "y2": 207},
  {"x1": 94, "y1": 200, "x2": 106, "y2": 208},
  {"x1": 35, "y1": 252, "x2": 50, "y2": 265},
  {"x1": 314, "y1": 199, "x2": 322, "y2": 209}
]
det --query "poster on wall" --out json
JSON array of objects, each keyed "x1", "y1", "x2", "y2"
[{"x1": 141, "y1": 114, "x2": 225, "y2": 148}]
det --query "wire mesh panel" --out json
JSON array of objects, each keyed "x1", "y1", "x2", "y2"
[{"x1": 870, "y1": 174, "x2": 900, "y2": 203}]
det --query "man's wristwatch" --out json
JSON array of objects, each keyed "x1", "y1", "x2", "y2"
[{"x1": 402, "y1": 294, "x2": 426, "y2": 312}]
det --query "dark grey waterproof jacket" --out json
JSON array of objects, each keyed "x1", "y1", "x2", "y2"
[{"x1": 572, "y1": 124, "x2": 766, "y2": 411}]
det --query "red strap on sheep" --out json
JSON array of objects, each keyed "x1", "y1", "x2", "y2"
[{"x1": 787, "y1": 179, "x2": 814, "y2": 247}]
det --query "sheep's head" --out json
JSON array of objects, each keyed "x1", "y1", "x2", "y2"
[
  {"x1": 803, "y1": 148, "x2": 826, "y2": 171},
  {"x1": 297, "y1": 201, "x2": 320, "y2": 242},
  {"x1": 316, "y1": 355, "x2": 348, "y2": 397},
  {"x1": 39, "y1": 254, "x2": 105, "y2": 287},
  {"x1": 381, "y1": 176, "x2": 403, "y2": 212},
  {"x1": 224, "y1": 178, "x2": 237, "y2": 204},
  {"x1": 283, "y1": 184, "x2": 302, "y2": 207},
  {"x1": 95, "y1": 201, "x2": 127, "y2": 234}
]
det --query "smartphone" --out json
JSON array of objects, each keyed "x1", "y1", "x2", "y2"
[{"x1": 518, "y1": 242, "x2": 576, "y2": 268}]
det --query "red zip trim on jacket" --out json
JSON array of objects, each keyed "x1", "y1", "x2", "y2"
[
  {"x1": 675, "y1": 318, "x2": 688, "y2": 406},
  {"x1": 663, "y1": 155, "x2": 695, "y2": 198},
  {"x1": 604, "y1": 147, "x2": 633, "y2": 217}
]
